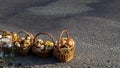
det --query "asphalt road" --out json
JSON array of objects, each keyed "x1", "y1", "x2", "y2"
[{"x1": 0, "y1": 0, "x2": 120, "y2": 68}]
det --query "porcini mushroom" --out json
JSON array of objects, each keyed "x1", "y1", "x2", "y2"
[{"x1": 67, "y1": 38, "x2": 74, "y2": 47}]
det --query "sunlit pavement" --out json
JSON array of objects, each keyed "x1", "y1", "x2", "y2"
[{"x1": 0, "y1": 0, "x2": 120, "y2": 68}]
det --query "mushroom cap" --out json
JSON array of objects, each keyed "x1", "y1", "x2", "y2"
[
  {"x1": 15, "y1": 42, "x2": 20, "y2": 47},
  {"x1": 44, "y1": 41, "x2": 54, "y2": 46},
  {"x1": 37, "y1": 39, "x2": 44, "y2": 43},
  {"x1": 61, "y1": 38, "x2": 67, "y2": 45},
  {"x1": 24, "y1": 40, "x2": 30, "y2": 44},
  {"x1": 1, "y1": 37, "x2": 10, "y2": 43},
  {"x1": 23, "y1": 40, "x2": 31, "y2": 47},
  {"x1": 61, "y1": 38, "x2": 67, "y2": 40},
  {"x1": 26, "y1": 36, "x2": 31, "y2": 40},
  {"x1": 6, "y1": 35, "x2": 12, "y2": 39},
  {"x1": 0, "y1": 35, "x2": 2, "y2": 38},
  {"x1": 13, "y1": 32, "x2": 17, "y2": 36},
  {"x1": 21, "y1": 37, "x2": 25, "y2": 40},
  {"x1": 67, "y1": 38, "x2": 74, "y2": 47}
]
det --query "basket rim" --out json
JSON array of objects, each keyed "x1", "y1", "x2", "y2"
[
  {"x1": 34, "y1": 32, "x2": 55, "y2": 44},
  {"x1": 18, "y1": 30, "x2": 33, "y2": 38},
  {"x1": 32, "y1": 46, "x2": 53, "y2": 53},
  {"x1": 15, "y1": 45, "x2": 31, "y2": 49},
  {"x1": 54, "y1": 44, "x2": 74, "y2": 50},
  {"x1": 17, "y1": 30, "x2": 34, "y2": 44},
  {"x1": 57, "y1": 29, "x2": 74, "y2": 48}
]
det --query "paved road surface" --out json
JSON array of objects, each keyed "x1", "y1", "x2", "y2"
[{"x1": 0, "y1": 0, "x2": 120, "y2": 68}]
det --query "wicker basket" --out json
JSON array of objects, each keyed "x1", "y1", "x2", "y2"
[
  {"x1": 0, "y1": 30, "x2": 13, "y2": 49},
  {"x1": 32, "y1": 32, "x2": 55, "y2": 58},
  {"x1": 15, "y1": 30, "x2": 34, "y2": 56},
  {"x1": 53, "y1": 30, "x2": 75, "y2": 62},
  {"x1": 0, "y1": 30, "x2": 15, "y2": 61},
  {"x1": 11, "y1": 32, "x2": 19, "y2": 44},
  {"x1": 15, "y1": 46, "x2": 31, "y2": 56},
  {"x1": 0, "y1": 30, "x2": 12, "y2": 39}
]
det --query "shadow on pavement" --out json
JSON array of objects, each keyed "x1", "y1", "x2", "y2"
[
  {"x1": 79, "y1": 0, "x2": 116, "y2": 18},
  {"x1": 12, "y1": 54, "x2": 58, "y2": 67}
]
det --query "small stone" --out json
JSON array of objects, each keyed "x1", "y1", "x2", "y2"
[
  {"x1": 7, "y1": 62, "x2": 13, "y2": 66},
  {"x1": 106, "y1": 60, "x2": 110, "y2": 62},
  {"x1": 88, "y1": 66, "x2": 91, "y2": 68},
  {"x1": 17, "y1": 63, "x2": 22, "y2": 67},
  {"x1": 97, "y1": 64, "x2": 99, "y2": 67}
]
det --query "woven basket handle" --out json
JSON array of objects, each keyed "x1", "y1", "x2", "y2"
[
  {"x1": 18, "y1": 30, "x2": 34, "y2": 43},
  {"x1": 58, "y1": 29, "x2": 70, "y2": 46},
  {"x1": 0, "y1": 30, "x2": 12, "y2": 36},
  {"x1": 18, "y1": 30, "x2": 31, "y2": 37},
  {"x1": 34, "y1": 32, "x2": 55, "y2": 44}
]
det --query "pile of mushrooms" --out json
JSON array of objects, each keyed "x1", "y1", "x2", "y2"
[
  {"x1": 34, "y1": 39, "x2": 54, "y2": 51},
  {"x1": 59, "y1": 38, "x2": 74, "y2": 48},
  {"x1": 15, "y1": 35, "x2": 32, "y2": 48}
]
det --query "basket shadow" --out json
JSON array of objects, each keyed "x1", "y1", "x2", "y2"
[{"x1": 12, "y1": 53, "x2": 59, "y2": 66}]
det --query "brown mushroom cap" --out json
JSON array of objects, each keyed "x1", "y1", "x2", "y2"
[
  {"x1": 61, "y1": 38, "x2": 67, "y2": 46},
  {"x1": 67, "y1": 38, "x2": 74, "y2": 47}
]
